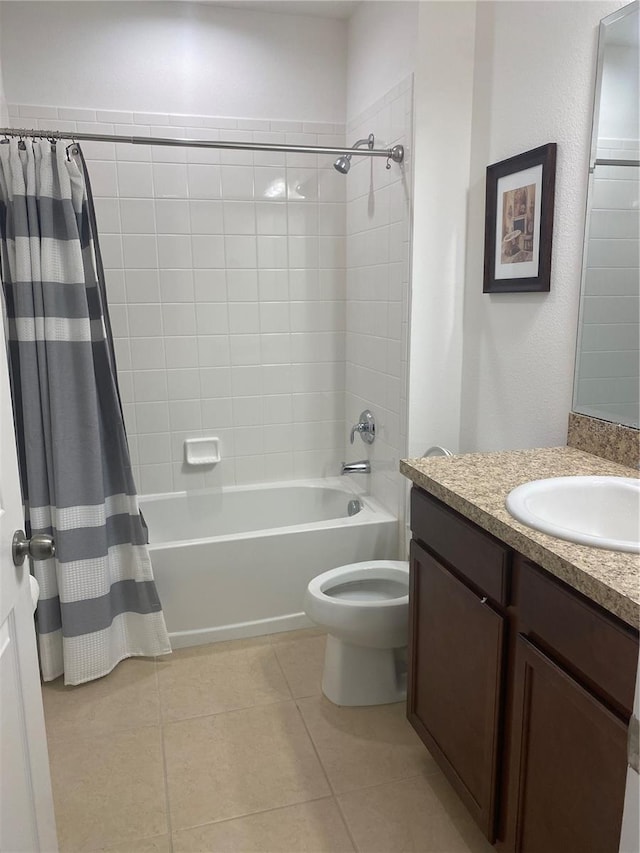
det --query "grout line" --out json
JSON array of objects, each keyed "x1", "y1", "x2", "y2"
[
  {"x1": 292, "y1": 699, "x2": 359, "y2": 852},
  {"x1": 156, "y1": 660, "x2": 175, "y2": 853},
  {"x1": 171, "y1": 793, "x2": 336, "y2": 839}
]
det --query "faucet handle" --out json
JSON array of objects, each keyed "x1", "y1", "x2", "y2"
[{"x1": 349, "y1": 409, "x2": 375, "y2": 445}]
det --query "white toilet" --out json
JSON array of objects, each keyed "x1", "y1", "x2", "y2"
[{"x1": 303, "y1": 560, "x2": 410, "y2": 707}]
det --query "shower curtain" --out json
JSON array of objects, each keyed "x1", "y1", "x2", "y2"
[{"x1": 0, "y1": 137, "x2": 171, "y2": 685}]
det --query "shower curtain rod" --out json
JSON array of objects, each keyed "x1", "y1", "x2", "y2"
[{"x1": 0, "y1": 127, "x2": 405, "y2": 165}]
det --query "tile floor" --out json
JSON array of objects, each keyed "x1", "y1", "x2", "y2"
[{"x1": 42, "y1": 629, "x2": 494, "y2": 853}]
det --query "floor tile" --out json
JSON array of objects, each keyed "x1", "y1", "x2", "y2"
[
  {"x1": 337, "y1": 774, "x2": 490, "y2": 853},
  {"x1": 42, "y1": 658, "x2": 159, "y2": 741},
  {"x1": 269, "y1": 627, "x2": 326, "y2": 644},
  {"x1": 163, "y1": 701, "x2": 331, "y2": 829},
  {"x1": 172, "y1": 799, "x2": 355, "y2": 852},
  {"x1": 297, "y1": 696, "x2": 436, "y2": 794},
  {"x1": 272, "y1": 633, "x2": 326, "y2": 698},
  {"x1": 48, "y1": 727, "x2": 167, "y2": 852},
  {"x1": 87, "y1": 835, "x2": 171, "y2": 852},
  {"x1": 157, "y1": 637, "x2": 291, "y2": 722}
]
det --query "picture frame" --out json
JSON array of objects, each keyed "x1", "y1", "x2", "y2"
[{"x1": 483, "y1": 143, "x2": 557, "y2": 293}]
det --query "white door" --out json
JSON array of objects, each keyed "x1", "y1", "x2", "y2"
[{"x1": 0, "y1": 303, "x2": 57, "y2": 851}]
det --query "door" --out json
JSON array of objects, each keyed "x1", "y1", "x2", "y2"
[
  {"x1": 504, "y1": 635, "x2": 628, "y2": 853},
  {"x1": 407, "y1": 540, "x2": 505, "y2": 841},
  {"x1": 0, "y1": 304, "x2": 57, "y2": 851}
]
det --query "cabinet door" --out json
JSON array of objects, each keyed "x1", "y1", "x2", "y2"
[
  {"x1": 408, "y1": 540, "x2": 505, "y2": 840},
  {"x1": 504, "y1": 635, "x2": 628, "y2": 853}
]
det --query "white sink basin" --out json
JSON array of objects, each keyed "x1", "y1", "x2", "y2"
[{"x1": 506, "y1": 476, "x2": 640, "y2": 553}]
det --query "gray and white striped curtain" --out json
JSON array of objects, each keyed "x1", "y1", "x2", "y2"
[{"x1": 0, "y1": 137, "x2": 171, "y2": 685}]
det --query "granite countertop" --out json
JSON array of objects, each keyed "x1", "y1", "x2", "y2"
[{"x1": 400, "y1": 447, "x2": 640, "y2": 630}]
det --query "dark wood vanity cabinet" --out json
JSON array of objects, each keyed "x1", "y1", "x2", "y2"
[{"x1": 408, "y1": 486, "x2": 639, "y2": 853}]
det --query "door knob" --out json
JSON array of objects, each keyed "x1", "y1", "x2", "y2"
[{"x1": 12, "y1": 530, "x2": 56, "y2": 567}]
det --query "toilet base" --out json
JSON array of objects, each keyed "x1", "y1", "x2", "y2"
[{"x1": 321, "y1": 634, "x2": 407, "y2": 706}]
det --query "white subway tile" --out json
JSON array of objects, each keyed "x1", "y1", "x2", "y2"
[
  {"x1": 158, "y1": 235, "x2": 193, "y2": 269},
  {"x1": 133, "y1": 369, "x2": 168, "y2": 403},
  {"x1": 187, "y1": 165, "x2": 222, "y2": 199},
  {"x1": 167, "y1": 368, "x2": 201, "y2": 400},
  {"x1": 223, "y1": 201, "x2": 256, "y2": 235},
  {"x1": 138, "y1": 464, "x2": 173, "y2": 496},
  {"x1": 93, "y1": 198, "x2": 121, "y2": 233},
  {"x1": 201, "y1": 398, "x2": 234, "y2": 429},
  {"x1": 169, "y1": 399, "x2": 202, "y2": 431},
  {"x1": 234, "y1": 426, "x2": 264, "y2": 457},
  {"x1": 127, "y1": 304, "x2": 163, "y2": 337},
  {"x1": 263, "y1": 394, "x2": 293, "y2": 425},
  {"x1": 162, "y1": 303, "x2": 196, "y2": 336},
  {"x1": 256, "y1": 202, "x2": 287, "y2": 235},
  {"x1": 165, "y1": 337, "x2": 199, "y2": 369},
  {"x1": 89, "y1": 161, "x2": 119, "y2": 197},
  {"x1": 125, "y1": 270, "x2": 161, "y2": 303},
  {"x1": 130, "y1": 337, "x2": 165, "y2": 371},
  {"x1": 109, "y1": 304, "x2": 128, "y2": 338},
  {"x1": 258, "y1": 270, "x2": 289, "y2": 301},
  {"x1": 287, "y1": 201, "x2": 319, "y2": 237},
  {"x1": 263, "y1": 424, "x2": 294, "y2": 454},
  {"x1": 200, "y1": 367, "x2": 232, "y2": 398},
  {"x1": 231, "y1": 365, "x2": 263, "y2": 395},
  {"x1": 99, "y1": 234, "x2": 124, "y2": 269},
  {"x1": 117, "y1": 162, "x2": 153, "y2": 197},
  {"x1": 134, "y1": 402, "x2": 170, "y2": 434},
  {"x1": 156, "y1": 199, "x2": 191, "y2": 234},
  {"x1": 257, "y1": 236, "x2": 288, "y2": 268},
  {"x1": 260, "y1": 333, "x2": 291, "y2": 364},
  {"x1": 228, "y1": 302, "x2": 260, "y2": 334},
  {"x1": 159, "y1": 270, "x2": 194, "y2": 302},
  {"x1": 192, "y1": 235, "x2": 225, "y2": 268},
  {"x1": 254, "y1": 167, "x2": 287, "y2": 201},
  {"x1": 138, "y1": 433, "x2": 171, "y2": 465},
  {"x1": 225, "y1": 235, "x2": 257, "y2": 268},
  {"x1": 194, "y1": 270, "x2": 227, "y2": 302},
  {"x1": 230, "y1": 335, "x2": 261, "y2": 367},
  {"x1": 119, "y1": 199, "x2": 155, "y2": 234},
  {"x1": 233, "y1": 396, "x2": 264, "y2": 426},
  {"x1": 189, "y1": 200, "x2": 224, "y2": 234},
  {"x1": 153, "y1": 163, "x2": 188, "y2": 198},
  {"x1": 123, "y1": 235, "x2": 158, "y2": 269},
  {"x1": 196, "y1": 303, "x2": 230, "y2": 335},
  {"x1": 197, "y1": 336, "x2": 231, "y2": 368},
  {"x1": 260, "y1": 302, "x2": 290, "y2": 333},
  {"x1": 221, "y1": 167, "x2": 254, "y2": 200}
]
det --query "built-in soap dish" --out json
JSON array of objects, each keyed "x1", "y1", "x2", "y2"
[{"x1": 184, "y1": 437, "x2": 220, "y2": 466}]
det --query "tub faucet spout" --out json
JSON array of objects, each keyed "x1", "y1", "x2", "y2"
[{"x1": 341, "y1": 460, "x2": 371, "y2": 475}]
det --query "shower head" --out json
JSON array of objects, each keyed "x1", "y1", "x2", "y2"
[
  {"x1": 334, "y1": 153, "x2": 352, "y2": 174},
  {"x1": 333, "y1": 132, "x2": 375, "y2": 175}
]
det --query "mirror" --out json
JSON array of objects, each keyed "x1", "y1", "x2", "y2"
[{"x1": 573, "y1": 0, "x2": 639, "y2": 428}]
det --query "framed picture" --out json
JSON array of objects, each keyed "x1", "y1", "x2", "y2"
[{"x1": 483, "y1": 143, "x2": 557, "y2": 293}]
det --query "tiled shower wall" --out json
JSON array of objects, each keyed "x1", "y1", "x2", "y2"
[
  {"x1": 344, "y1": 78, "x2": 412, "y2": 520},
  {"x1": 9, "y1": 105, "x2": 347, "y2": 492},
  {"x1": 576, "y1": 136, "x2": 640, "y2": 426}
]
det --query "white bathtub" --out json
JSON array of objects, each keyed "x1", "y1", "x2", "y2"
[{"x1": 141, "y1": 478, "x2": 398, "y2": 648}]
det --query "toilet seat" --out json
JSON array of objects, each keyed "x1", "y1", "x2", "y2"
[{"x1": 308, "y1": 561, "x2": 409, "y2": 607}]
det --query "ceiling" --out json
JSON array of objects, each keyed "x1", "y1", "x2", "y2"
[{"x1": 206, "y1": 1, "x2": 360, "y2": 19}]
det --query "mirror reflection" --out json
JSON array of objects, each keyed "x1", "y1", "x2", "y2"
[{"x1": 574, "y1": 0, "x2": 639, "y2": 428}]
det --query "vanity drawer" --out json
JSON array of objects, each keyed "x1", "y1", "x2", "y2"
[
  {"x1": 515, "y1": 557, "x2": 639, "y2": 716},
  {"x1": 410, "y1": 488, "x2": 510, "y2": 605}
]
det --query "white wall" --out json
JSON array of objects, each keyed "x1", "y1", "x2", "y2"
[
  {"x1": 346, "y1": 1, "x2": 418, "y2": 120},
  {"x1": 407, "y1": 1, "x2": 476, "y2": 458},
  {"x1": 0, "y1": 1, "x2": 347, "y2": 122},
  {"x1": 458, "y1": 0, "x2": 626, "y2": 452}
]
